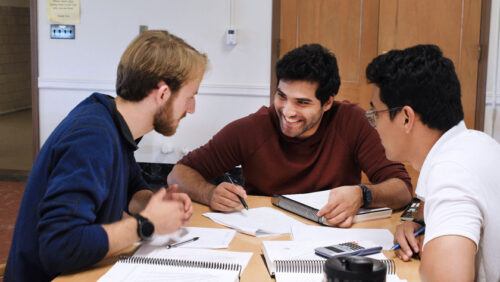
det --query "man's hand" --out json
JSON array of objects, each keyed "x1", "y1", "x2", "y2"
[
  {"x1": 394, "y1": 221, "x2": 424, "y2": 261},
  {"x1": 317, "y1": 185, "x2": 363, "y2": 227},
  {"x1": 208, "y1": 182, "x2": 247, "y2": 212},
  {"x1": 164, "y1": 184, "x2": 193, "y2": 223},
  {"x1": 141, "y1": 188, "x2": 190, "y2": 235}
]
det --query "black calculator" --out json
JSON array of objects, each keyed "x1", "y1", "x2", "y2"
[{"x1": 401, "y1": 197, "x2": 421, "y2": 221}]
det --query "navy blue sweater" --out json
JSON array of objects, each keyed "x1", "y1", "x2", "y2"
[{"x1": 5, "y1": 93, "x2": 149, "y2": 281}]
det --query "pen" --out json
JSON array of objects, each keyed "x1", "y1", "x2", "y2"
[
  {"x1": 391, "y1": 226, "x2": 425, "y2": 250},
  {"x1": 165, "y1": 237, "x2": 199, "y2": 249},
  {"x1": 224, "y1": 173, "x2": 249, "y2": 210}
]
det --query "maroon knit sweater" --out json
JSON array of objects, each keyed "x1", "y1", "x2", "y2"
[{"x1": 178, "y1": 101, "x2": 412, "y2": 195}]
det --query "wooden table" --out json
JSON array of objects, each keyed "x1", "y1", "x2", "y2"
[{"x1": 55, "y1": 196, "x2": 420, "y2": 281}]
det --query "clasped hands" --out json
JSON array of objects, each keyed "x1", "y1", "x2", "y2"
[{"x1": 141, "y1": 184, "x2": 193, "y2": 235}]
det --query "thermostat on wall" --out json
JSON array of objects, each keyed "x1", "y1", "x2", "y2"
[{"x1": 226, "y1": 28, "x2": 237, "y2": 45}]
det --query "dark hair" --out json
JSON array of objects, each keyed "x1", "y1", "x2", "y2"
[
  {"x1": 116, "y1": 30, "x2": 207, "y2": 101},
  {"x1": 366, "y1": 44, "x2": 463, "y2": 132},
  {"x1": 276, "y1": 44, "x2": 341, "y2": 105}
]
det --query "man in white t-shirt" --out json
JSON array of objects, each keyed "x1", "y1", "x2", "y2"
[{"x1": 365, "y1": 44, "x2": 500, "y2": 281}]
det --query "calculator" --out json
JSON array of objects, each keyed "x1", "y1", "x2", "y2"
[{"x1": 314, "y1": 241, "x2": 383, "y2": 259}]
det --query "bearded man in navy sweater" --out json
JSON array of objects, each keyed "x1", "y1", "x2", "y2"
[{"x1": 5, "y1": 30, "x2": 208, "y2": 281}]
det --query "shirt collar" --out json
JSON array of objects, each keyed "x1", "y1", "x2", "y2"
[{"x1": 93, "y1": 93, "x2": 139, "y2": 150}]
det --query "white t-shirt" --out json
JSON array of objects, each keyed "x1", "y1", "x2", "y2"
[{"x1": 416, "y1": 121, "x2": 500, "y2": 282}]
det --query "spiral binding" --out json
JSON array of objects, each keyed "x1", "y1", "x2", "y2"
[
  {"x1": 118, "y1": 256, "x2": 242, "y2": 272},
  {"x1": 274, "y1": 258, "x2": 397, "y2": 274},
  {"x1": 380, "y1": 259, "x2": 396, "y2": 275},
  {"x1": 275, "y1": 259, "x2": 325, "y2": 273}
]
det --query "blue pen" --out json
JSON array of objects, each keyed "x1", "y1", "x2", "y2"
[{"x1": 391, "y1": 226, "x2": 425, "y2": 250}]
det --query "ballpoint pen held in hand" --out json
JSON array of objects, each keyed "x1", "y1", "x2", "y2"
[
  {"x1": 224, "y1": 173, "x2": 249, "y2": 210},
  {"x1": 391, "y1": 226, "x2": 426, "y2": 250}
]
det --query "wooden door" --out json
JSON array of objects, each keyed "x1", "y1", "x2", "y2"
[
  {"x1": 279, "y1": 0, "x2": 380, "y2": 108},
  {"x1": 279, "y1": 0, "x2": 482, "y2": 127},
  {"x1": 378, "y1": 0, "x2": 482, "y2": 128}
]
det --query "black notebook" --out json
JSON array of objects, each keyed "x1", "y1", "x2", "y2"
[{"x1": 272, "y1": 190, "x2": 392, "y2": 224}]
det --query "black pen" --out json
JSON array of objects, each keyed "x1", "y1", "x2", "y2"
[
  {"x1": 165, "y1": 237, "x2": 199, "y2": 249},
  {"x1": 224, "y1": 173, "x2": 249, "y2": 210}
]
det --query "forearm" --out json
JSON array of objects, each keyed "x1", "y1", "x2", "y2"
[
  {"x1": 128, "y1": 189, "x2": 153, "y2": 214},
  {"x1": 102, "y1": 217, "x2": 140, "y2": 258},
  {"x1": 167, "y1": 164, "x2": 216, "y2": 205},
  {"x1": 368, "y1": 178, "x2": 412, "y2": 209}
]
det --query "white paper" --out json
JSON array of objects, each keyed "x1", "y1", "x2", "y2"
[
  {"x1": 284, "y1": 190, "x2": 391, "y2": 215},
  {"x1": 203, "y1": 207, "x2": 306, "y2": 237},
  {"x1": 284, "y1": 189, "x2": 331, "y2": 209},
  {"x1": 145, "y1": 227, "x2": 236, "y2": 249},
  {"x1": 291, "y1": 225, "x2": 395, "y2": 250}
]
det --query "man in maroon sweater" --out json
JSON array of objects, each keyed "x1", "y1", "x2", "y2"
[{"x1": 168, "y1": 44, "x2": 412, "y2": 227}]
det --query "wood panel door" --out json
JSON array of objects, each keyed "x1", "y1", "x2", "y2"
[
  {"x1": 378, "y1": 0, "x2": 482, "y2": 128},
  {"x1": 279, "y1": 0, "x2": 482, "y2": 128},
  {"x1": 279, "y1": 0, "x2": 380, "y2": 108}
]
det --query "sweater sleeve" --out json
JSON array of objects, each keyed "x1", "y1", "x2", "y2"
[
  {"x1": 127, "y1": 160, "x2": 151, "y2": 204},
  {"x1": 347, "y1": 105, "x2": 412, "y2": 191},
  {"x1": 37, "y1": 125, "x2": 115, "y2": 276},
  {"x1": 178, "y1": 117, "x2": 250, "y2": 180}
]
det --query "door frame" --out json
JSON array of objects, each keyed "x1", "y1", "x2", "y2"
[
  {"x1": 30, "y1": 0, "x2": 39, "y2": 158},
  {"x1": 271, "y1": 0, "x2": 491, "y2": 131},
  {"x1": 475, "y1": 0, "x2": 492, "y2": 131}
]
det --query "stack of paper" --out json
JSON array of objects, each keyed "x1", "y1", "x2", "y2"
[{"x1": 291, "y1": 225, "x2": 395, "y2": 250}]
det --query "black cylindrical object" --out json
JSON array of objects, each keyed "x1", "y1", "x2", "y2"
[{"x1": 324, "y1": 256, "x2": 387, "y2": 282}]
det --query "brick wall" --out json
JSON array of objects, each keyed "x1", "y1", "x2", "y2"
[{"x1": 0, "y1": 5, "x2": 31, "y2": 114}]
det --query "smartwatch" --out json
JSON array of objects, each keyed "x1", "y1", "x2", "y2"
[
  {"x1": 358, "y1": 184, "x2": 373, "y2": 208},
  {"x1": 132, "y1": 213, "x2": 154, "y2": 241}
]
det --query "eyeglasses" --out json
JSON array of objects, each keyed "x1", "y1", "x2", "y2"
[{"x1": 365, "y1": 107, "x2": 402, "y2": 128}]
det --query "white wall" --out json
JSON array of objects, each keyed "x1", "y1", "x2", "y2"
[
  {"x1": 485, "y1": 0, "x2": 500, "y2": 142},
  {"x1": 38, "y1": 0, "x2": 272, "y2": 163}
]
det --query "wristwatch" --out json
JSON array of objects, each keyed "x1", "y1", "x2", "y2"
[
  {"x1": 358, "y1": 184, "x2": 373, "y2": 208},
  {"x1": 132, "y1": 213, "x2": 155, "y2": 241}
]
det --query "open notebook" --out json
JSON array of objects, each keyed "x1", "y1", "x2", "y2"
[
  {"x1": 273, "y1": 189, "x2": 392, "y2": 224},
  {"x1": 99, "y1": 245, "x2": 252, "y2": 282},
  {"x1": 203, "y1": 207, "x2": 305, "y2": 236},
  {"x1": 262, "y1": 240, "x2": 406, "y2": 282}
]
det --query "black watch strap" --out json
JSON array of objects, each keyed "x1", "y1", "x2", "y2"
[
  {"x1": 358, "y1": 184, "x2": 373, "y2": 208},
  {"x1": 132, "y1": 213, "x2": 154, "y2": 241}
]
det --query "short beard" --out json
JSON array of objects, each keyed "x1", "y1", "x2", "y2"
[{"x1": 153, "y1": 98, "x2": 177, "y2": 136}]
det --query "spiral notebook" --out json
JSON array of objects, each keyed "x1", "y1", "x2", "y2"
[
  {"x1": 261, "y1": 240, "x2": 406, "y2": 282},
  {"x1": 98, "y1": 246, "x2": 252, "y2": 282}
]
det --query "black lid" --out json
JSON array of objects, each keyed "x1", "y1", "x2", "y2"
[{"x1": 324, "y1": 256, "x2": 387, "y2": 281}]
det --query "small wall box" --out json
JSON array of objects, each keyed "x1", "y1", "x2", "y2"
[{"x1": 50, "y1": 24, "x2": 75, "y2": 39}]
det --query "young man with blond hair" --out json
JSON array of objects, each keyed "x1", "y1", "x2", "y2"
[{"x1": 6, "y1": 30, "x2": 207, "y2": 281}]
